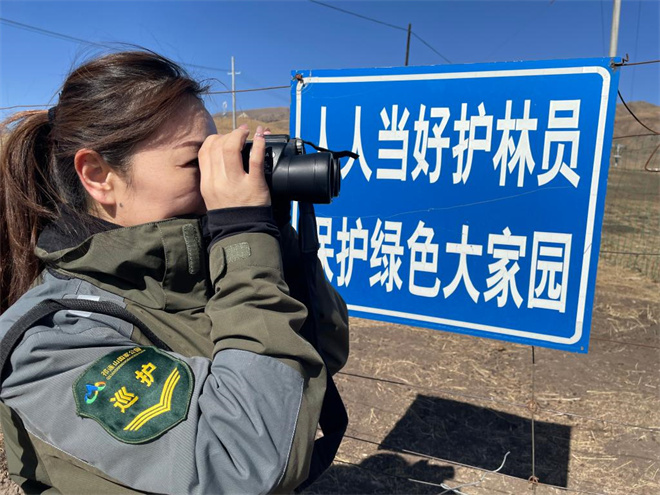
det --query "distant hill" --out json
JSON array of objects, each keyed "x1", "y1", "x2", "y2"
[
  {"x1": 213, "y1": 107, "x2": 290, "y2": 136},
  {"x1": 613, "y1": 101, "x2": 660, "y2": 137},
  {"x1": 6, "y1": 101, "x2": 652, "y2": 142}
]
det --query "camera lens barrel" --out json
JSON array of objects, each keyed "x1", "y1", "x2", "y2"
[
  {"x1": 273, "y1": 152, "x2": 340, "y2": 204},
  {"x1": 242, "y1": 135, "x2": 341, "y2": 204}
]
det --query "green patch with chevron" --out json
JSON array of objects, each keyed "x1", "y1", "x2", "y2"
[{"x1": 73, "y1": 347, "x2": 194, "y2": 444}]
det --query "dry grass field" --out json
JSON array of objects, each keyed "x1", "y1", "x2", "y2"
[
  {"x1": 1, "y1": 103, "x2": 659, "y2": 495},
  {"x1": 304, "y1": 261, "x2": 659, "y2": 495}
]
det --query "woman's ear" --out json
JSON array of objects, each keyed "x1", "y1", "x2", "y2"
[{"x1": 73, "y1": 149, "x2": 118, "y2": 207}]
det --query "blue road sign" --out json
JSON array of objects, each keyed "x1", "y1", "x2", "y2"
[{"x1": 291, "y1": 58, "x2": 620, "y2": 353}]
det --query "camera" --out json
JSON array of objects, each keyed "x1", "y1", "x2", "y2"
[{"x1": 242, "y1": 134, "x2": 341, "y2": 204}]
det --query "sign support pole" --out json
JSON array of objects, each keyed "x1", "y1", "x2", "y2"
[
  {"x1": 405, "y1": 23, "x2": 412, "y2": 66},
  {"x1": 609, "y1": 0, "x2": 622, "y2": 57},
  {"x1": 229, "y1": 56, "x2": 241, "y2": 130}
]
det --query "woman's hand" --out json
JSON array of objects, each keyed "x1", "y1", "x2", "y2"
[{"x1": 198, "y1": 125, "x2": 271, "y2": 210}]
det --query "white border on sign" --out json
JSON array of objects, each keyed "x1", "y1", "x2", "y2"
[{"x1": 295, "y1": 66, "x2": 611, "y2": 345}]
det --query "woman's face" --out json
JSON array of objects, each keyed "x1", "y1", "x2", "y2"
[{"x1": 111, "y1": 97, "x2": 217, "y2": 226}]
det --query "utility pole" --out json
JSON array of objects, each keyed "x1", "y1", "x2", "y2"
[
  {"x1": 405, "y1": 23, "x2": 412, "y2": 66},
  {"x1": 609, "y1": 0, "x2": 622, "y2": 57},
  {"x1": 229, "y1": 56, "x2": 241, "y2": 130}
]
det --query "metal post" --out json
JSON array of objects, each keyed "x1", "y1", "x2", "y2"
[
  {"x1": 609, "y1": 0, "x2": 622, "y2": 57},
  {"x1": 230, "y1": 56, "x2": 237, "y2": 130},
  {"x1": 405, "y1": 23, "x2": 412, "y2": 66}
]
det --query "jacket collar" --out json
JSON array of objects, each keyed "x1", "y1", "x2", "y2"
[{"x1": 36, "y1": 211, "x2": 212, "y2": 311}]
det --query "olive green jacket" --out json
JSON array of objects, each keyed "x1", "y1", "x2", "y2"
[{"x1": 0, "y1": 216, "x2": 349, "y2": 494}]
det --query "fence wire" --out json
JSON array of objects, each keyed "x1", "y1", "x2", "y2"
[{"x1": 600, "y1": 134, "x2": 660, "y2": 281}]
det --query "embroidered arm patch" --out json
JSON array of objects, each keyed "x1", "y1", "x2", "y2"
[{"x1": 73, "y1": 347, "x2": 194, "y2": 444}]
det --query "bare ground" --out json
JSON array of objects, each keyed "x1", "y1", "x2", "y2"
[{"x1": 302, "y1": 261, "x2": 660, "y2": 495}]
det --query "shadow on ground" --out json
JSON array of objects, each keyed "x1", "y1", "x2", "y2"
[
  {"x1": 303, "y1": 452, "x2": 455, "y2": 494},
  {"x1": 305, "y1": 394, "x2": 571, "y2": 493},
  {"x1": 381, "y1": 395, "x2": 571, "y2": 487}
]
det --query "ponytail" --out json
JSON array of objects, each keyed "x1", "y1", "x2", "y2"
[
  {"x1": 0, "y1": 110, "x2": 62, "y2": 313},
  {"x1": 1, "y1": 50, "x2": 208, "y2": 314}
]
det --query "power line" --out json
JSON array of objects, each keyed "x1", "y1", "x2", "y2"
[
  {"x1": 618, "y1": 90, "x2": 660, "y2": 136},
  {"x1": 618, "y1": 59, "x2": 660, "y2": 67},
  {"x1": 207, "y1": 85, "x2": 289, "y2": 95},
  {"x1": 600, "y1": 0, "x2": 606, "y2": 55},
  {"x1": 0, "y1": 84, "x2": 291, "y2": 112},
  {"x1": 630, "y1": 0, "x2": 643, "y2": 99},
  {"x1": 485, "y1": 1, "x2": 555, "y2": 61},
  {"x1": 0, "y1": 17, "x2": 108, "y2": 48},
  {"x1": 307, "y1": 0, "x2": 452, "y2": 64},
  {"x1": 308, "y1": 0, "x2": 406, "y2": 32},
  {"x1": 410, "y1": 33, "x2": 452, "y2": 64},
  {"x1": 0, "y1": 17, "x2": 230, "y2": 74}
]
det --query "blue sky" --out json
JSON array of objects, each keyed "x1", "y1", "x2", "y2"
[{"x1": 1, "y1": 0, "x2": 658, "y2": 120}]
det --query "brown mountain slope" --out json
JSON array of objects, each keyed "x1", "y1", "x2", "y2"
[
  {"x1": 613, "y1": 101, "x2": 660, "y2": 137},
  {"x1": 213, "y1": 107, "x2": 290, "y2": 136}
]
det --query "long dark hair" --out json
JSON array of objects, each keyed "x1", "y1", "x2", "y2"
[{"x1": 0, "y1": 50, "x2": 209, "y2": 313}]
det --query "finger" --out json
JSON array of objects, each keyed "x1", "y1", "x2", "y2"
[
  {"x1": 221, "y1": 126, "x2": 250, "y2": 179},
  {"x1": 198, "y1": 134, "x2": 221, "y2": 175},
  {"x1": 264, "y1": 127, "x2": 272, "y2": 136},
  {"x1": 248, "y1": 125, "x2": 266, "y2": 179}
]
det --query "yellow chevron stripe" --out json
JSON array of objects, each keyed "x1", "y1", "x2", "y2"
[
  {"x1": 124, "y1": 369, "x2": 180, "y2": 432},
  {"x1": 129, "y1": 373, "x2": 180, "y2": 430},
  {"x1": 124, "y1": 370, "x2": 179, "y2": 432},
  {"x1": 128, "y1": 370, "x2": 179, "y2": 431}
]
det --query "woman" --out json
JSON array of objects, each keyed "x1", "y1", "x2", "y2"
[{"x1": 0, "y1": 51, "x2": 348, "y2": 494}]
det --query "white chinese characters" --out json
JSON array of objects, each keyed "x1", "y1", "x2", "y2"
[
  {"x1": 318, "y1": 217, "x2": 573, "y2": 313},
  {"x1": 528, "y1": 232, "x2": 572, "y2": 313},
  {"x1": 322, "y1": 99, "x2": 582, "y2": 187}
]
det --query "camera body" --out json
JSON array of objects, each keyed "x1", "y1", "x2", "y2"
[{"x1": 242, "y1": 134, "x2": 341, "y2": 204}]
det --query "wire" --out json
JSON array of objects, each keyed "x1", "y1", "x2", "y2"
[
  {"x1": 0, "y1": 17, "x2": 230, "y2": 74},
  {"x1": 0, "y1": 85, "x2": 290, "y2": 113},
  {"x1": 308, "y1": 0, "x2": 407, "y2": 32},
  {"x1": 644, "y1": 142, "x2": 660, "y2": 172},
  {"x1": 338, "y1": 370, "x2": 660, "y2": 432},
  {"x1": 307, "y1": 0, "x2": 452, "y2": 64},
  {"x1": 485, "y1": 0, "x2": 555, "y2": 61},
  {"x1": 600, "y1": 250, "x2": 660, "y2": 257},
  {"x1": 343, "y1": 434, "x2": 612, "y2": 495},
  {"x1": 630, "y1": 0, "x2": 643, "y2": 99},
  {"x1": 207, "y1": 85, "x2": 289, "y2": 95},
  {"x1": 0, "y1": 17, "x2": 108, "y2": 48},
  {"x1": 439, "y1": 451, "x2": 510, "y2": 495},
  {"x1": 341, "y1": 434, "x2": 520, "y2": 491},
  {"x1": 591, "y1": 336, "x2": 660, "y2": 350},
  {"x1": 613, "y1": 133, "x2": 659, "y2": 139},
  {"x1": 599, "y1": 0, "x2": 606, "y2": 55},
  {"x1": 332, "y1": 458, "x2": 450, "y2": 490},
  {"x1": 529, "y1": 347, "x2": 538, "y2": 491},
  {"x1": 618, "y1": 90, "x2": 660, "y2": 135},
  {"x1": 411, "y1": 33, "x2": 452, "y2": 64},
  {"x1": 618, "y1": 59, "x2": 660, "y2": 67}
]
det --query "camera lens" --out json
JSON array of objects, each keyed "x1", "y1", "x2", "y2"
[{"x1": 242, "y1": 135, "x2": 341, "y2": 204}]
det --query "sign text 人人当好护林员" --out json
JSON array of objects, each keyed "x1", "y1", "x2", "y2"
[{"x1": 291, "y1": 58, "x2": 620, "y2": 353}]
